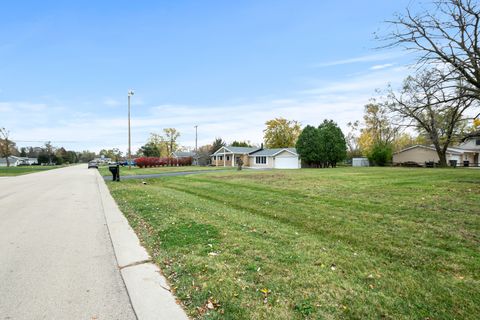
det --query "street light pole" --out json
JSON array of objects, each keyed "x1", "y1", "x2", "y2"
[
  {"x1": 194, "y1": 125, "x2": 198, "y2": 165},
  {"x1": 128, "y1": 90, "x2": 134, "y2": 169}
]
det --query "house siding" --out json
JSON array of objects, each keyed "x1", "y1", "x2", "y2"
[
  {"x1": 393, "y1": 147, "x2": 460, "y2": 164},
  {"x1": 249, "y1": 156, "x2": 274, "y2": 168}
]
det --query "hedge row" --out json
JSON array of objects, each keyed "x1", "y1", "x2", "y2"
[{"x1": 135, "y1": 157, "x2": 193, "y2": 168}]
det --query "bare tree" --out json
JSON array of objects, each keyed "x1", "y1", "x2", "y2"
[
  {"x1": 383, "y1": 0, "x2": 480, "y2": 99},
  {"x1": 345, "y1": 121, "x2": 362, "y2": 158},
  {"x1": 387, "y1": 69, "x2": 476, "y2": 166},
  {"x1": 0, "y1": 128, "x2": 13, "y2": 167}
]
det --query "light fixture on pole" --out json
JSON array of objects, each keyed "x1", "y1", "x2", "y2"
[{"x1": 128, "y1": 89, "x2": 134, "y2": 169}]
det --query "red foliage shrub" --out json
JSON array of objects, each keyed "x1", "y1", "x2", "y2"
[{"x1": 134, "y1": 156, "x2": 192, "y2": 168}]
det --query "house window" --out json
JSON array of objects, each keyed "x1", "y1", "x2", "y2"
[
  {"x1": 476, "y1": 139, "x2": 480, "y2": 146},
  {"x1": 213, "y1": 156, "x2": 216, "y2": 160},
  {"x1": 255, "y1": 156, "x2": 267, "y2": 164},
  {"x1": 227, "y1": 156, "x2": 230, "y2": 161},
  {"x1": 219, "y1": 156, "x2": 223, "y2": 161}
]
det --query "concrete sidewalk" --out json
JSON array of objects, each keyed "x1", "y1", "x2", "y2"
[{"x1": 0, "y1": 165, "x2": 188, "y2": 319}]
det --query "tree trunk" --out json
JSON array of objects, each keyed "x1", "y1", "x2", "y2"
[
  {"x1": 437, "y1": 150, "x2": 447, "y2": 167},
  {"x1": 5, "y1": 156, "x2": 10, "y2": 167}
]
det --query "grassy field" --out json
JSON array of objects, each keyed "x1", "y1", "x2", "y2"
[
  {"x1": 107, "y1": 168, "x2": 480, "y2": 319},
  {"x1": 98, "y1": 165, "x2": 232, "y2": 177},
  {"x1": 0, "y1": 165, "x2": 60, "y2": 176}
]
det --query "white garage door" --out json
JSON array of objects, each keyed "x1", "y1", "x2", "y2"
[{"x1": 275, "y1": 157, "x2": 299, "y2": 169}]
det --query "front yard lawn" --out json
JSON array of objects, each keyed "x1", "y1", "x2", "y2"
[
  {"x1": 0, "y1": 165, "x2": 59, "y2": 176},
  {"x1": 98, "y1": 165, "x2": 232, "y2": 177},
  {"x1": 108, "y1": 167, "x2": 480, "y2": 319}
]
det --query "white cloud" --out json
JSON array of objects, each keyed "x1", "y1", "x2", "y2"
[
  {"x1": 313, "y1": 52, "x2": 403, "y2": 68},
  {"x1": 370, "y1": 63, "x2": 394, "y2": 70}
]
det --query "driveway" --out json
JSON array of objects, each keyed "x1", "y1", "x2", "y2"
[{"x1": 0, "y1": 165, "x2": 136, "y2": 319}]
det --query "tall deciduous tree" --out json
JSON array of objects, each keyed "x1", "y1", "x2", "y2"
[
  {"x1": 263, "y1": 118, "x2": 301, "y2": 148},
  {"x1": 383, "y1": 0, "x2": 480, "y2": 99},
  {"x1": 163, "y1": 128, "x2": 180, "y2": 155},
  {"x1": 146, "y1": 133, "x2": 166, "y2": 157},
  {"x1": 43, "y1": 141, "x2": 55, "y2": 165},
  {"x1": 0, "y1": 127, "x2": 14, "y2": 167},
  {"x1": 362, "y1": 102, "x2": 399, "y2": 147},
  {"x1": 99, "y1": 148, "x2": 123, "y2": 161},
  {"x1": 388, "y1": 69, "x2": 476, "y2": 166},
  {"x1": 77, "y1": 150, "x2": 96, "y2": 163}
]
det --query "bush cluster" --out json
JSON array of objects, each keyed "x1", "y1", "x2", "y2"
[{"x1": 135, "y1": 157, "x2": 192, "y2": 168}]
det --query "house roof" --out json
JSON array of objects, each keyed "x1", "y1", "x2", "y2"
[
  {"x1": 213, "y1": 146, "x2": 260, "y2": 155},
  {"x1": 393, "y1": 144, "x2": 464, "y2": 155},
  {"x1": 0, "y1": 156, "x2": 21, "y2": 163},
  {"x1": 172, "y1": 151, "x2": 194, "y2": 157},
  {"x1": 249, "y1": 148, "x2": 298, "y2": 157},
  {"x1": 461, "y1": 130, "x2": 480, "y2": 142}
]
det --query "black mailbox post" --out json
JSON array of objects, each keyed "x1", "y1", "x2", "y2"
[{"x1": 109, "y1": 164, "x2": 120, "y2": 181}]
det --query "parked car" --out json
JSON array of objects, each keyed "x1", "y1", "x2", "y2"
[
  {"x1": 119, "y1": 160, "x2": 136, "y2": 167},
  {"x1": 88, "y1": 161, "x2": 98, "y2": 169}
]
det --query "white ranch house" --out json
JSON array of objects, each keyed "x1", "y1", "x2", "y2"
[
  {"x1": 211, "y1": 146, "x2": 301, "y2": 169},
  {"x1": 0, "y1": 156, "x2": 38, "y2": 167}
]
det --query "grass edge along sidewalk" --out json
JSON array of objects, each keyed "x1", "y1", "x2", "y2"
[
  {"x1": 107, "y1": 167, "x2": 480, "y2": 319},
  {"x1": 0, "y1": 165, "x2": 61, "y2": 176}
]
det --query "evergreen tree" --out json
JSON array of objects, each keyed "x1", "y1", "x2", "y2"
[
  {"x1": 317, "y1": 120, "x2": 347, "y2": 167},
  {"x1": 296, "y1": 121, "x2": 347, "y2": 168},
  {"x1": 295, "y1": 125, "x2": 321, "y2": 167},
  {"x1": 139, "y1": 142, "x2": 161, "y2": 157},
  {"x1": 210, "y1": 138, "x2": 226, "y2": 154}
]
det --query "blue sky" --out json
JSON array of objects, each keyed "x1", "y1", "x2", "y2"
[{"x1": 0, "y1": 0, "x2": 426, "y2": 152}]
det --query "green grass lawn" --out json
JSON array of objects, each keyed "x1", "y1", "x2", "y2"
[
  {"x1": 107, "y1": 168, "x2": 480, "y2": 319},
  {"x1": 0, "y1": 165, "x2": 60, "y2": 176},
  {"x1": 98, "y1": 165, "x2": 232, "y2": 177}
]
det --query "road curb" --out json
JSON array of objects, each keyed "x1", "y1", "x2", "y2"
[{"x1": 96, "y1": 172, "x2": 189, "y2": 320}]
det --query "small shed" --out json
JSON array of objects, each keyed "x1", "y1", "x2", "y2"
[{"x1": 352, "y1": 157, "x2": 369, "y2": 167}]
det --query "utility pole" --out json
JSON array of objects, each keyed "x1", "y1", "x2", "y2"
[
  {"x1": 128, "y1": 90, "x2": 134, "y2": 169},
  {"x1": 194, "y1": 125, "x2": 198, "y2": 165}
]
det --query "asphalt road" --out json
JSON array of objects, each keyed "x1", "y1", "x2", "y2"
[{"x1": 0, "y1": 165, "x2": 136, "y2": 319}]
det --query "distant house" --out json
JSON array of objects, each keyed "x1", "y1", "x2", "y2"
[
  {"x1": 93, "y1": 157, "x2": 112, "y2": 164},
  {"x1": 211, "y1": 146, "x2": 301, "y2": 169},
  {"x1": 0, "y1": 156, "x2": 38, "y2": 167},
  {"x1": 20, "y1": 157, "x2": 38, "y2": 165},
  {"x1": 171, "y1": 151, "x2": 194, "y2": 159},
  {"x1": 393, "y1": 131, "x2": 480, "y2": 166}
]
